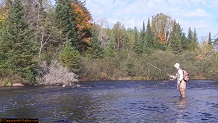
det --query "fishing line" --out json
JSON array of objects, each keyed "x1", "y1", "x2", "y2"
[
  {"x1": 147, "y1": 62, "x2": 163, "y2": 72},
  {"x1": 147, "y1": 62, "x2": 170, "y2": 76}
]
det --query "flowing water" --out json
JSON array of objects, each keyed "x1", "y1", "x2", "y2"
[{"x1": 1, "y1": 80, "x2": 218, "y2": 123}]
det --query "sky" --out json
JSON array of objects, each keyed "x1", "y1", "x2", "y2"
[{"x1": 84, "y1": 0, "x2": 218, "y2": 41}]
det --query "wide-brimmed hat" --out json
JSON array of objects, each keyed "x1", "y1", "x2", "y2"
[{"x1": 174, "y1": 63, "x2": 180, "y2": 68}]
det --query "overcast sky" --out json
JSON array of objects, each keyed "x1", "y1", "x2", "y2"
[{"x1": 85, "y1": 0, "x2": 218, "y2": 40}]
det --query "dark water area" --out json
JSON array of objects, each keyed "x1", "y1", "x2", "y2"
[{"x1": 1, "y1": 80, "x2": 218, "y2": 123}]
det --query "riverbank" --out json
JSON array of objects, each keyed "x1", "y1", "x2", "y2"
[
  {"x1": 0, "y1": 74, "x2": 209, "y2": 87},
  {"x1": 0, "y1": 82, "x2": 25, "y2": 87}
]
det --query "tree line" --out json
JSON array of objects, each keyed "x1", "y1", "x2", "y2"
[{"x1": 0, "y1": 0, "x2": 217, "y2": 85}]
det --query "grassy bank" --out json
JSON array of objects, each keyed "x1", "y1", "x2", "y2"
[{"x1": 80, "y1": 50, "x2": 218, "y2": 81}]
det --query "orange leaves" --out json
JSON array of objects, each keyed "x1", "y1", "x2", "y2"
[
  {"x1": 71, "y1": 3, "x2": 92, "y2": 31},
  {"x1": 157, "y1": 33, "x2": 167, "y2": 44},
  {"x1": 71, "y1": 2, "x2": 92, "y2": 45}
]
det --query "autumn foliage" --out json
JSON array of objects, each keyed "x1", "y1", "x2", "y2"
[
  {"x1": 71, "y1": 2, "x2": 92, "y2": 45},
  {"x1": 196, "y1": 41, "x2": 214, "y2": 60},
  {"x1": 157, "y1": 33, "x2": 167, "y2": 44},
  {"x1": 0, "y1": 2, "x2": 9, "y2": 27}
]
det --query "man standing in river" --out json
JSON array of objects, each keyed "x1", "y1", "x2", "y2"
[{"x1": 169, "y1": 63, "x2": 186, "y2": 98}]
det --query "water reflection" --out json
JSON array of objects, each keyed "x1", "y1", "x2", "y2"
[
  {"x1": 178, "y1": 98, "x2": 187, "y2": 108},
  {"x1": 175, "y1": 98, "x2": 187, "y2": 123}
]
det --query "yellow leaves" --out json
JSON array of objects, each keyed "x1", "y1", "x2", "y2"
[
  {"x1": 84, "y1": 37, "x2": 91, "y2": 44},
  {"x1": 0, "y1": 12, "x2": 5, "y2": 22},
  {"x1": 0, "y1": 5, "x2": 9, "y2": 28},
  {"x1": 196, "y1": 41, "x2": 214, "y2": 60}
]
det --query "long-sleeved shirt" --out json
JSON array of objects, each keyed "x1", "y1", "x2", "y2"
[{"x1": 172, "y1": 69, "x2": 184, "y2": 89}]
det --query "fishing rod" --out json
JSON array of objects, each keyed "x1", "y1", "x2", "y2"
[
  {"x1": 147, "y1": 62, "x2": 171, "y2": 76},
  {"x1": 147, "y1": 62, "x2": 163, "y2": 72}
]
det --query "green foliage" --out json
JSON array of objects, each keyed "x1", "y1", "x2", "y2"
[
  {"x1": 85, "y1": 25, "x2": 104, "y2": 59},
  {"x1": 140, "y1": 21, "x2": 146, "y2": 46},
  {"x1": 1, "y1": 0, "x2": 218, "y2": 83},
  {"x1": 169, "y1": 21, "x2": 183, "y2": 53},
  {"x1": 111, "y1": 22, "x2": 127, "y2": 51},
  {"x1": 124, "y1": 60, "x2": 134, "y2": 76},
  {"x1": 208, "y1": 32, "x2": 212, "y2": 45},
  {"x1": 187, "y1": 28, "x2": 198, "y2": 51},
  {"x1": 187, "y1": 28, "x2": 193, "y2": 44},
  {"x1": 55, "y1": 0, "x2": 78, "y2": 50},
  {"x1": 133, "y1": 25, "x2": 144, "y2": 54},
  {"x1": 60, "y1": 41, "x2": 81, "y2": 73},
  {"x1": 0, "y1": 0, "x2": 37, "y2": 84},
  {"x1": 145, "y1": 18, "x2": 154, "y2": 49},
  {"x1": 105, "y1": 41, "x2": 116, "y2": 59}
]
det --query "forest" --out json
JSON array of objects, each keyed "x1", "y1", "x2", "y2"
[{"x1": 0, "y1": 0, "x2": 218, "y2": 86}]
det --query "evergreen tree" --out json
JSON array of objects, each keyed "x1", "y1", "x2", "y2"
[
  {"x1": 133, "y1": 27, "x2": 143, "y2": 54},
  {"x1": 1, "y1": 0, "x2": 37, "y2": 83},
  {"x1": 122, "y1": 32, "x2": 130, "y2": 51},
  {"x1": 181, "y1": 32, "x2": 188, "y2": 50},
  {"x1": 60, "y1": 41, "x2": 81, "y2": 73},
  {"x1": 188, "y1": 28, "x2": 198, "y2": 51},
  {"x1": 179, "y1": 29, "x2": 187, "y2": 48},
  {"x1": 86, "y1": 24, "x2": 104, "y2": 59},
  {"x1": 105, "y1": 40, "x2": 116, "y2": 59},
  {"x1": 55, "y1": 0, "x2": 78, "y2": 51},
  {"x1": 133, "y1": 22, "x2": 145, "y2": 54},
  {"x1": 145, "y1": 18, "x2": 154, "y2": 48},
  {"x1": 169, "y1": 21, "x2": 183, "y2": 53},
  {"x1": 208, "y1": 32, "x2": 212, "y2": 45},
  {"x1": 0, "y1": 25, "x2": 7, "y2": 77},
  {"x1": 187, "y1": 27, "x2": 193, "y2": 44},
  {"x1": 193, "y1": 28, "x2": 198, "y2": 41},
  {"x1": 140, "y1": 21, "x2": 146, "y2": 46}
]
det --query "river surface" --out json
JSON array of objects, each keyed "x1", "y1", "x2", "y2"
[{"x1": 0, "y1": 80, "x2": 218, "y2": 123}]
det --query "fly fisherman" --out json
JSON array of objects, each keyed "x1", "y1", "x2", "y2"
[{"x1": 169, "y1": 63, "x2": 186, "y2": 98}]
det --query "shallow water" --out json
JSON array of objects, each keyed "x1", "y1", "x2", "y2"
[{"x1": 0, "y1": 80, "x2": 218, "y2": 123}]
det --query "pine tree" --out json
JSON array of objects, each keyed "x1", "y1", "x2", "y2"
[
  {"x1": 145, "y1": 18, "x2": 154, "y2": 48},
  {"x1": 140, "y1": 21, "x2": 146, "y2": 46},
  {"x1": 208, "y1": 32, "x2": 212, "y2": 45},
  {"x1": 60, "y1": 41, "x2": 81, "y2": 73},
  {"x1": 169, "y1": 21, "x2": 183, "y2": 53},
  {"x1": 181, "y1": 32, "x2": 188, "y2": 50},
  {"x1": 193, "y1": 28, "x2": 198, "y2": 41},
  {"x1": 105, "y1": 40, "x2": 116, "y2": 59},
  {"x1": 55, "y1": 0, "x2": 78, "y2": 50},
  {"x1": 187, "y1": 27, "x2": 193, "y2": 44},
  {"x1": 86, "y1": 24, "x2": 104, "y2": 59},
  {"x1": 2, "y1": 0, "x2": 37, "y2": 83},
  {"x1": 133, "y1": 22, "x2": 145, "y2": 54},
  {"x1": 133, "y1": 27, "x2": 143, "y2": 54},
  {"x1": 188, "y1": 28, "x2": 198, "y2": 51}
]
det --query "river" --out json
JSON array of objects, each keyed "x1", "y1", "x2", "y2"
[{"x1": 0, "y1": 80, "x2": 218, "y2": 123}]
